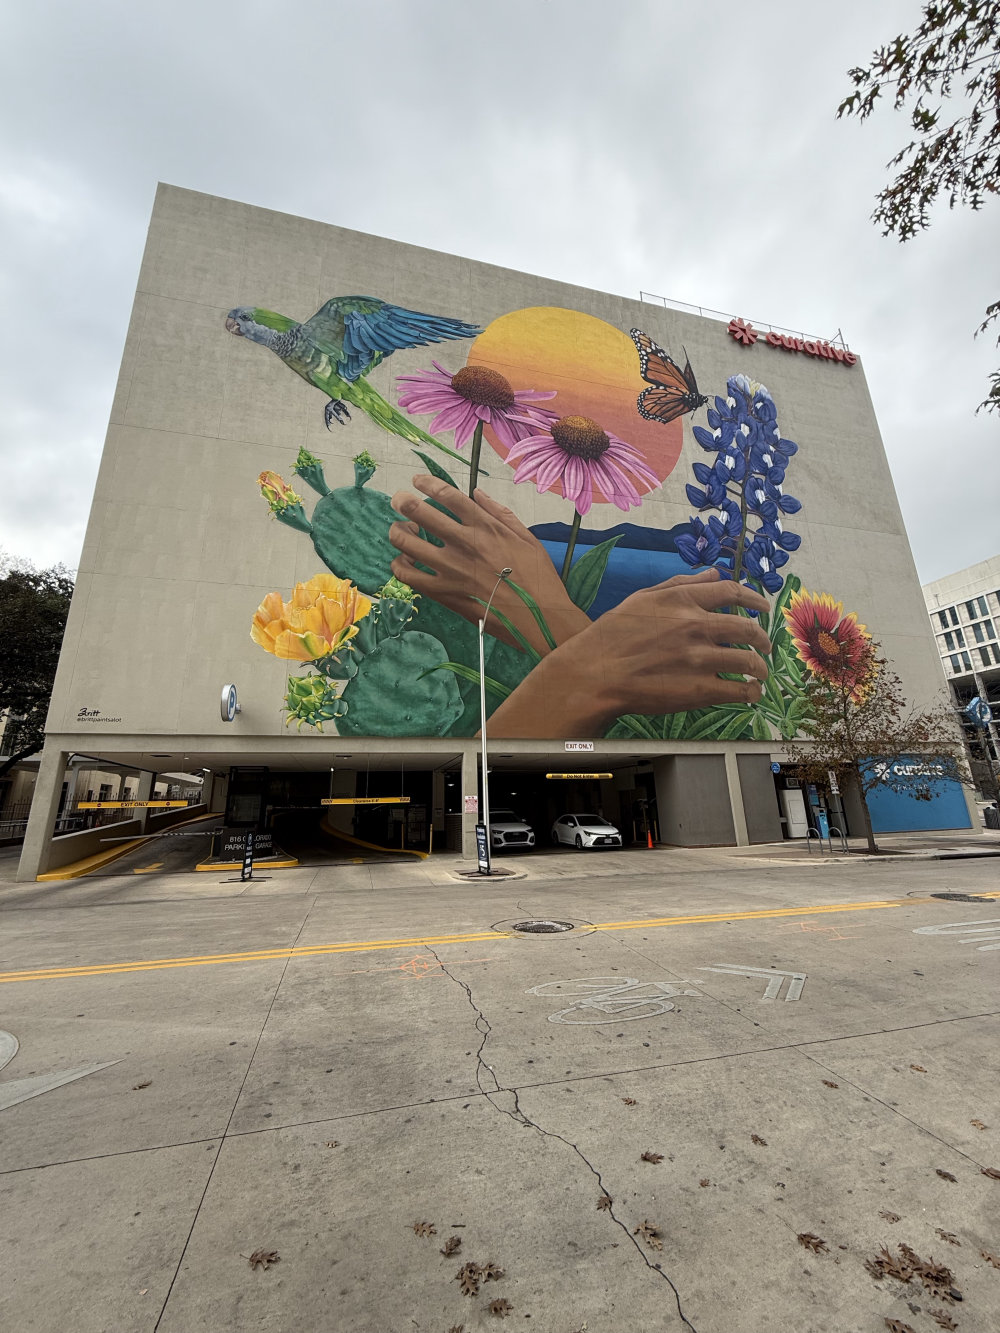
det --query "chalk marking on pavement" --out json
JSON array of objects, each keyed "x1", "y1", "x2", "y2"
[{"x1": 0, "y1": 896, "x2": 976, "y2": 986}]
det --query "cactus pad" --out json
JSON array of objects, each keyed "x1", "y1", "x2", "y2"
[{"x1": 337, "y1": 631, "x2": 462, "y2": 736}]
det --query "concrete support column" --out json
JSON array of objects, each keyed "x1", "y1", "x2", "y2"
[
  {"x1": 16, "y1": 746, "x2": 71, "y2": 882},
  {"x1": 208, "y1": 771, "x2": 227, "y2": 815},
  {"x1": 431, "y1": 769, "x2": 445, "y2": 855},
  {"x1": 724, "y1": 751, "x2": 750, "y2": 847},
  {"x1": 460, "y1": 744, "x2": 478, "y2": 860},
  {"x1": 133, "y1": 771, "x2": 154, "y2": 832},
  {"x1": 323, "y1": 769, "x2": 356, "y2": 835}
]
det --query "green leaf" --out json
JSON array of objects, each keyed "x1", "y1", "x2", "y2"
[
  {"x1": 411, "y1": 451, "x2": 460, "y2": 490},
  {"x1": 472, "y1": 598, "x2": 542, "y2": 664},
  {"x1": 611, "y1": 712, "x2": 661, "y2": 740},
  {"x1": 418, "y1": 661, "x2": 512, "y2": 699},
  {"x1": 563, "y1": 536, "x2": 621, "y2": 613},
  {"x1": 504, "y1": 578, "x2": 558, "y2": 652}
]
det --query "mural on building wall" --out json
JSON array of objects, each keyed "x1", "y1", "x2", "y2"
[{"x1": 229, "y1": 298, "x2": 867, "y2": 740}]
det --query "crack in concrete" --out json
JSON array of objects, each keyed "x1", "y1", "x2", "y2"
[{"x1": 428, "y1": 946, "x2": 698, "y2": 1333}]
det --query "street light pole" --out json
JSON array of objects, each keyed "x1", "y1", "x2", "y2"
[{"x1": 479, "y1": 566, "x2": 513, "y2": 875}]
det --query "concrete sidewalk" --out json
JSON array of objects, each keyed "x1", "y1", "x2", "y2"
[{"x1": 1, "y1": 845, "x2": 999, "y2": 1332}]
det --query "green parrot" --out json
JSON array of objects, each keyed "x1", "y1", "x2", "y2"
[{"x1": 225, "y1": 295, "x2": 481, "y2": 468}]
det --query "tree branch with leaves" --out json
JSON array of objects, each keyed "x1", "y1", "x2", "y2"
[
  {"x1": 837, "y1": 0, "x2": 1000, "y2": 414},
  {"x1": 783, "y1": 636, "x2": 968, "y2": 853},
  {"x1": 0, "y1": 555, "x2": 74, "y2": 781}
]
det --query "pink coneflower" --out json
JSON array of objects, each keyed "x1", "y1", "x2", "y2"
[
  {"x1": 504, "y1": 414, "x2": 660, "y2": 517},
  {"x1": 397, "y1": 361, "x2": 557, "y2": 450}
]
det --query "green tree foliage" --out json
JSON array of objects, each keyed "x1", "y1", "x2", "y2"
[
  {"x1": 0, "y1": 556, "x2": 74, "y2": 779},
  {"x1": 783, "y1": 640, "x2": 968, "y2": 853},
  {"x1": 837, "y1": 1, "x2": 1000, "y2": 414}
]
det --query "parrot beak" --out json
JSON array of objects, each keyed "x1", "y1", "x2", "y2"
[{"x1": 225, "y1": 316, "x2": 243, "y2": 335}]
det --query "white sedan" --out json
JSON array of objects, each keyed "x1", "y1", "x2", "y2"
[{"x1": 551, "y1": 813, "x2": 623, "y2": 850}]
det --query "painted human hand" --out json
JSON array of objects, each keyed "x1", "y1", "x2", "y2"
[
  {"x1": 486, "y1": 569, "x2": 772, "y2": 738},
  {"x1": 388, "y1": 475, "x2": 590, "y2": 655}
]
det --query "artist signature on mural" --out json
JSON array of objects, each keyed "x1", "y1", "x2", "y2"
[{"x1": 525, "y1": 976, "x2": 701, "y2": 1025}]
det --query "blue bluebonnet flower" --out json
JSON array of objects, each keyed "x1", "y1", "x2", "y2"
[{"x1": 679, "y1": 375, "x2": 802, "y2": 605}]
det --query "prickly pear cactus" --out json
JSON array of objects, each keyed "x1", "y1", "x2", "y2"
[
  {"x1": 284, "y1": 673, "x2": 347, "y2": 731},
  {"x1": 309, "y1": 457, "x2": 401, "y2": 595},
  {"x1": 337, "y1": 631, "x2": 462, "y2": 736}
]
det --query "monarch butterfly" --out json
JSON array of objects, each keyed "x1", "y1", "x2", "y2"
[{"x1": 630, "y1": 328, "x2": 707, "y2": 424}]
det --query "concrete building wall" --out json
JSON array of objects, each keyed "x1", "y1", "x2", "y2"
[
  {"x1": 653, "y1": 755, "x2": 736, "y2": 846},
  {"x1": 15, "y1": 184, "x2": 966, "y2": 875},
  {"x1": 736, "y1": 753, "x2": 783, "y2": 844}
]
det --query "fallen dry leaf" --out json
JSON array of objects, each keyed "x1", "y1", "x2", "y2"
[
  {"x1": 750, "y1": 1134, "x2": 768, "y2": 1146},
  {"x1": 247, "y1": 1249, "x2": 279, "y2": 1271},
  {"x1": 897, "y1": 1243, "x2": 960, "y2": 1302},
  {"x1": 797, "y1": 1233, "x2": 828, "y2": 1254},
  {"x1": 621, "y1": 1097, "x2": 637, "y2": 1106},
  {"x1": 981, "y1": 1167, "x2": 1000, "y2": 1180},
  {"x1": 884, "y1": 1321, "x2": 916, "y2": 1333},
  {"x1": 822, "y1": 1080, "x2": 839, "y2": 1088},
  {"x1": 971, "y1": 1119, "x2": 987, "y2": 1130},
  {"x1": 865, "y1": 1245, "x2": 914, "y2": 1284},
  {"x1": 640, "y1": 1151, "x2": 664, "y2": 1164},
  {"x1": 440, "y1": 1236, "x2": 462, "y2": 1257},
  {"x1": 910, "y1": 1065, "x2": 927, "y2": 1073},
  {"x1": 448, "y1": 1326, "x2": 465, "y2": 1333},
  {"x1": 981, "y1": 1249, "x2": 1000, "y2": 1267},
  {"x1": 488, "y1": 1298, "x2": 513, "y2": 1317},
  {"x1": 935, "y1": 1229, "x2": 960, "y2": 1246},
  {"x1": 929, "y1": 1312, "x2": 958, "y2": 1331},
  {"x1": 481, "y1": 1261, "x2": 504, "y2": 1281},
  {"x1": 456, "y1": 1262, "x2": 481, "y2": 1297},
  {"x1": 412, "y1": 1220, "x2": 437, "y2": 1237},
  {"x1": 132, "y1": 1081, "x2": 152, "y2": 1091},
  {"x1": 879, "y1": 1210, "x2": 901, "y2": 1223},
  {"x1": 596, "y1": 1195, "x2": 612, "y2": 1211},
  {"x1": 698, "y1": 1178, "x2": 710, "y2": 1187},
  {"x1": 936, "y1": 1170, "x2": 958, "y2": 1183},
  {"x1": 324, "y1": 1141, "x2": 339, "y2": 1148},
  {"x1": 633, "y1": 1220, "x2": 663, "y2": 1250}
]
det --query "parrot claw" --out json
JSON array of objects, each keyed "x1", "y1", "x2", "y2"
[{"x1": 324, "y1": 399, "x2": 352, "y2": 429}]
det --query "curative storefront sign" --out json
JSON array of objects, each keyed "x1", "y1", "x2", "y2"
[{"x1": 727, "y1": 317, "x2": 856, "y2": 365}]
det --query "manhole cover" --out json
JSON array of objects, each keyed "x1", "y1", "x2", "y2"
[
  {"x1": 931, "y1": 892, "x2": 995, "y2": 902},
  {"x1": 512, "y1": 919, "x2": 575, "y2": 934}
]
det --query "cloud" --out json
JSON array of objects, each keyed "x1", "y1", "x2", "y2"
[{"x1": 0, "y1": 0, "x2": 995, "y2": 584}]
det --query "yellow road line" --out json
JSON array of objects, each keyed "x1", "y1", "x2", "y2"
[{"x1": 0, "y1": 895, "x2": 961, "y2": 985}]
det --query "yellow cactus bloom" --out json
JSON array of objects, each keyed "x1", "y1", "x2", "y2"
[
  {"x1": 258, "y1": 470, "x2": 303, "y2": 512},
  {"x1": 251, "y1": 573, "x2": 372, "y2": 662}
]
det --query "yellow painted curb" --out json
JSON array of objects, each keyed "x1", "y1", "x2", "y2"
[
  {"x1": 195, "y1": 857, "x2": 300, "y2": 872},
  {"x1": 36, "y1": 838, "x2": 149, "y2": 881},
  {"x1": 36, "y1": 811, "x2": 222, "y2": 881},
  {"x1": 319, "y1": 813, "x2": 428, "y2": 860}
]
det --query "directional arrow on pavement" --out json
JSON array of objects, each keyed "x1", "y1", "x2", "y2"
[
  {"x1": 697, "y1": 965, "x2": 807, "y2": 1002},
  {"x1": 912, "y1": 918, "x2": 1000, "y2": 951},
  {"x1": 0, "y1": 1029, "x2": 121, "y2": 1112}
]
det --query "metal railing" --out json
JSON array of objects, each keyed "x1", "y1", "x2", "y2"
[{"x1": 638, "y1": 291, "x2": 852, "y2": 352}]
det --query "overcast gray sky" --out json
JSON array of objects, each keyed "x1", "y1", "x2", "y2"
[{"x1": 1, "y1": 0, "x2": 996, "y2": 585}]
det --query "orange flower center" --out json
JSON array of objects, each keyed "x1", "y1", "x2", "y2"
[
  {"x1": 817, "y1": 630, "x2": 842, "y2": 659},
  {"x1": 551, "y1": 415, "x2": 610, "y2": 461},
  {"x1": 450, "y1": 365, "x2": 515, "y2": 410}
]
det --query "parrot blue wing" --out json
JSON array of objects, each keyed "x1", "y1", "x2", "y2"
[{"x1": 302, "y1": 296, "x2": 481, "y2": 382}]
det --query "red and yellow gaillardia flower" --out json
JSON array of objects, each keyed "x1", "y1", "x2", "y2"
[{"x1": 784, "y1": 588, "x2": 874, "y2": 700}]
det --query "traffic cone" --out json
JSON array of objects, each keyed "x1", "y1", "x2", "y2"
[{"x1": 647, "y1": 829, "x2": 654, "y2": 849}]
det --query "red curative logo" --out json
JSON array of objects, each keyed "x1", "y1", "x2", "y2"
[{"x1": 727, "y1": 317, "x2": 758, "y2": 346}]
